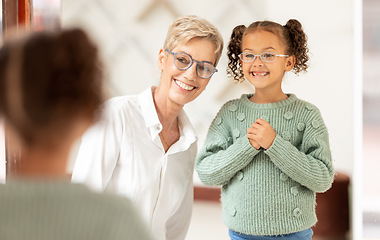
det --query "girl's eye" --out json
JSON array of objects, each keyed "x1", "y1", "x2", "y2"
[
  {"x1": 262, "y1": 53, "x2": 275, "y2": 59},
  {"x1": 245, "y1": 53, "x2": 255, "y2": 59}
]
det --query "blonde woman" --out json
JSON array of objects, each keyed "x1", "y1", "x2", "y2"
[{"x1": 72, "y1": 15, "x2": 223, "y2": 240}]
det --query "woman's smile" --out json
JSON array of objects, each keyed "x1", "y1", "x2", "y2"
[{"x1": 174, "y1": 79, "x2": 196, "y2": 91}]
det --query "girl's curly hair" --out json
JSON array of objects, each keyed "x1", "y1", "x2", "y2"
[{"x1": 227, "y1": 19, "x2": 309, "y2": 82}]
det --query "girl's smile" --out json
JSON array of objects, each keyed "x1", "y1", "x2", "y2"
[{"x1": 251, "y1": 71, "x2": 269, "y2": 77}]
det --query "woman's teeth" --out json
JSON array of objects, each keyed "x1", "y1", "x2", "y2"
[{"x1": 175, "y1": 80, "x2": 195, "y2": 90}]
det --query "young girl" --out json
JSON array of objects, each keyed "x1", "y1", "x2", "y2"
[{"x1": 195, "y1": 19, "x2": 334, "y2": 240}]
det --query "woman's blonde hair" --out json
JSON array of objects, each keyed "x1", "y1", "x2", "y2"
[{"x1": 163, "y1": 15, "x2": 223, "y2": 66}]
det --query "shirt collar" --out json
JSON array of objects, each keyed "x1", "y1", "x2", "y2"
[
  {"x1": 138, "y1": 86, "x2": 160, "y2": 128},
  {"x1": 138, "y1": 86, "x2": 197, "y2": 148}
]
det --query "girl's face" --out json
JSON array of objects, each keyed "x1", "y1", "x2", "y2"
[
  {"x1": 241, "y1": 30, "x2": 295, "y2": 93},
  {"x1": 158, "y1": 38, "x2": 216, "y2": 107}
]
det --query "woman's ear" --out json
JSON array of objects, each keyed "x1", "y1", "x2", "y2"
[
  {"x1": 157, "y1": 48, "x2": 166, "y2": 72},
  {"x1": 285, "y1": 55, "x2": 296, "y2": 72}
]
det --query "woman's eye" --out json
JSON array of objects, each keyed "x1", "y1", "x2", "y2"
[
  {"x1": 199, "y1": 65, "x2": 212, "y2": 73},
  {"x1": 177, "y1": 56, "x2": 190, "y2": 64}
]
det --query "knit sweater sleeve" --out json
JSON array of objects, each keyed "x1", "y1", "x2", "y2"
[
  {"x1": 195, "y1": 103, "x2": 260, "y2": 186},
  {"x1": 265, "y1": 107, "x2": 334, "y2": 193}
]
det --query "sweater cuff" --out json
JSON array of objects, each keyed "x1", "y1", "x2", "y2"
[{"x1": 264, "y1": 135, "x2": 294, "y2": 166}]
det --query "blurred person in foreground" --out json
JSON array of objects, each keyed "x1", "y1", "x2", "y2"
[
  {"x1": 71, "y1": 15, "x2": 223, "y2": 240},
  {"x1": 0, "y1": 29, "x2": 153, "y2": 240}
]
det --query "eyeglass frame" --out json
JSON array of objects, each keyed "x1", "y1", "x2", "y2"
[
  {"x1": 165, "y1": 49, "x2": 218, "y2": 79},
  {"x1": 238, "y1": 52, "x2": 290, "y2": 63}
]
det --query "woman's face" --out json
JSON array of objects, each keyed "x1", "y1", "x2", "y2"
[{"x1": 158, "y1": 38, "x2": 217, "y2": 107}]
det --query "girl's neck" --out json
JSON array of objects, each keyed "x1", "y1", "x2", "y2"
[{"x1": 250, "y1": 90, "x2": 288, "y2": 104}]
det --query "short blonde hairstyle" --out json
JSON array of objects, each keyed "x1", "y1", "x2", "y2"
[{"x1": 163, "y1": 15, "x2": 223, "y2": 66}]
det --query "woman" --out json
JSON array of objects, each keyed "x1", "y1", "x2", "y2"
[
  {"x1": 0, "y1": 29, "x2": 153, "y2": 240},
  {"x1": 71, "y1": 15, "x2": 223, "y2": 240}
]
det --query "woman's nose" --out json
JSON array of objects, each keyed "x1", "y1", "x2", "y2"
[{"x1": 183, "y1": 63, "x2": 197, "y2": 80}]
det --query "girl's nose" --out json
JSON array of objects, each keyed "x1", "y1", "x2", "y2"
[{"x1": 252, "y1": 57, "x2": 263, "y2": 68}]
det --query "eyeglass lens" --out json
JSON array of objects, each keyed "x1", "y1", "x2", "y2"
[
  {"x1": 240, "y1": 52, "x2": 277, "y2": 62},
  {"x1": 174, "y1": 53, "x2": 215, "y2": 79}
]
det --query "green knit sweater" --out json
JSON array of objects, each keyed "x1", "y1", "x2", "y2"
[{"x1": 195, "y1": 94, "x2": 334, "y2": 236}]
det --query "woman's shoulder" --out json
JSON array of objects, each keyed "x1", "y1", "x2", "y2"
[
  {"x1": 105, "y1": 95, "x2": 139, "y2": 111},
  {"x1": 97, "y1": 94, "x2": 142, "y2": 123}
]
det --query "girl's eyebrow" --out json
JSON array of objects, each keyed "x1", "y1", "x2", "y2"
[{"x1": 243, "y1": 47, "x2": 276, "y2": 52}]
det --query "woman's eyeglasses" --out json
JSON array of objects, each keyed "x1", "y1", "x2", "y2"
[{"x1": 166, "y1": 49, "x2": 217, "y2": 79}]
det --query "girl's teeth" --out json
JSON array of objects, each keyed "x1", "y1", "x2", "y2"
[
  {"x1": 175, "y1": 80, "x2": 195, "y2": 90},
  {"x1": 253, "y1": 73, "x2": 267, "y2": 76}
]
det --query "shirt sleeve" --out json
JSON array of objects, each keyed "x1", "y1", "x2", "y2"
[
  {"x1": 264, "y1": 108, "x2": 335, "y2": 193},
  {"x1": 195, "y1": 105, "x2": 260, "y2": 186},
  {"x1": 71, "y1": 103, "x2": 125, "y2": 192}
]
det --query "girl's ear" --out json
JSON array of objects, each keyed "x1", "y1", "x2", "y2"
[
  {"x1": 285, "y1": 55, "x2": 296, "y2": 72},
  {"x1": 157, "y1": 48, "x2": 166, "y2": 71}
]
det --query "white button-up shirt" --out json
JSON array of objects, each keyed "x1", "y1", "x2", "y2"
[{"x1": 72, "y1": 87, "x2": 197, "y2": 240}]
